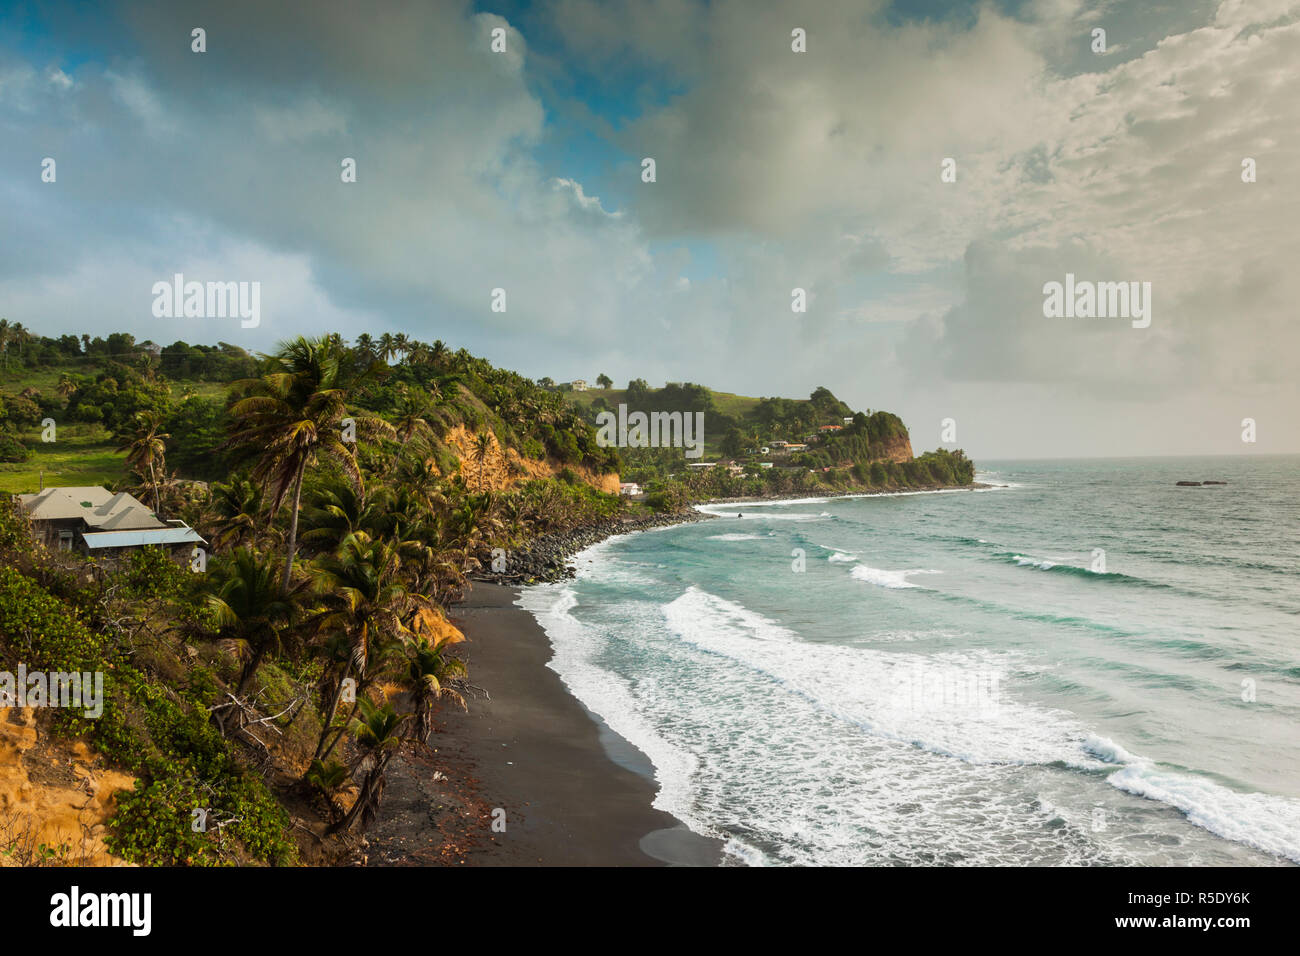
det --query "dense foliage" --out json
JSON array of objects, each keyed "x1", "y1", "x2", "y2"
[{"x1": 0, "y1": 323, "x2": 977, "y2": 864}]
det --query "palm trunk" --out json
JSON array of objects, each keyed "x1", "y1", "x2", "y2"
[
  {"x1": 336, "y1": 753, "x2": 393, "y2": 832},
  {"x1": 149, "y1": 461, "x2": 160, "y2": 516},
  {"x1": 311, "y1": 661, "x2": 352, "y2": 763},
  {"x1": 281, "y1": 462, "x2": 305, "y2": 594},
  {"x1": 235, "y1": 642, "x2": 267, "y2": 697},
  {"x1": 318, "y1": 700, "x2": 360, "y2": 764}
]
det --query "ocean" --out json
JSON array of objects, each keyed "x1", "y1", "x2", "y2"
[{"x1": 519, "y1": 456, "x2": 1300, "y2": 866}]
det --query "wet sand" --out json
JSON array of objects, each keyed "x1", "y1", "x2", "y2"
[{"x1": 368, "y1": 582, "x2": 721, "y2": 866}]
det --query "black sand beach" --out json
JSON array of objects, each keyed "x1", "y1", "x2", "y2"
[{"x1": 366, "y1": 582, "x2": 721, "y2": 866}]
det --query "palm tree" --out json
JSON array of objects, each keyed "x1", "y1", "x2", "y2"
[
  {"x1": 56, "y1": 373, "x2": 77, "y2": 399},
  {"x1": 335, "y1": 696, "x2": 407, "y2": 832},
  {"x1": 299, "y1": 474, "x2": 388, "y2": 555},
  {"x1": 305, "y1": 758, "x2": 350, "y2": 824},
  {"x1": 307, "y1": 530, "x2": 423, "y2": 765},
  {"x1": 392, "y1": 391, "x2": 433, "y2": 444},
  {"x1": 208, "y1": 475, "x2": 264, "y2": 552},
  {"x1": 472, "y1": 432, "x2": 493, "y2": 491},
  {"x1": 354, "y1": 333, "x2": 377, "y2": 362},
  {"x1": 224, "y1": 335, "x2": 393, "y2": 593},
  {"x1": 406, "y1": 614, "x2": 467, "y2": 745},
  {"x1": 117, "y1": 411, "x2": 170, "y2": 515},
  {"x1": 204, "y1": 548, "x2": 299, "y2": 696}
]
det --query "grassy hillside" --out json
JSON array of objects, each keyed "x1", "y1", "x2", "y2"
[
  {"x1": 567, "y1": 386, "x2": 765, "y2": 421},
  {"x1": 0, "y1": 423, "x2": 122, "y2": 494}
]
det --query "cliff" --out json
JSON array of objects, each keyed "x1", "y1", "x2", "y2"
[
  {"x1": 0, "y1": 707, "x2": 135, "y2": 866},
  {"x1": 873, "y1": 435, "x2": 914, "y2": 464},
  {"x1": 442, "y1": 425, "x2": 620, "y2": 495}
]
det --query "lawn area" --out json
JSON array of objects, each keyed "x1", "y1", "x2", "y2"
[
  {"x1": 0, "y1": 365, "x2": 230, "y2": 404},
  {"x1": 0, "y1": 423, "x2": 124, "y2": 494}
]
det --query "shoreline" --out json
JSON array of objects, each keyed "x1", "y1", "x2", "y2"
[
  {"x1": 368, "y1": 479, "x2": 995, "y2": 866},
  {"x1": 367, "y1": 581, "x2": 723, "y2": 866},
  {"x1": 478, "y1": 480, "x2": 994, "y2": 586},
  {"x1": 696, "y1": 480, "x2": 995, "y2": 507}
]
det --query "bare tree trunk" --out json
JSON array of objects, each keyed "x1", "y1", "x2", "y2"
[
  {"x1": 311, "y1": 661, "x2": 352, "y2": 763},
  {"x1": 318, "y1": 699, "x2": 360, "y2": 764},
  {"x1": 235, "y1": 643, "x2": 267, "y2": 697},
  {"x1": 281, "y1": 462, "x2": 305, "y2": 594}
]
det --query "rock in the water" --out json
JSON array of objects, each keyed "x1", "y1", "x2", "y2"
[{"x1": 1175, "y1": 481, "x2": 1203, "y2": 486}]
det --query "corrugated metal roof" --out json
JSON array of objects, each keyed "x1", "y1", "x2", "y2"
[{"x1": 81, "y1": 527, "x2": 207, "y2": 549}]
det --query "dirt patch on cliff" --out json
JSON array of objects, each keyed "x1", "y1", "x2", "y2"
[
  {"x1": 442, "y1": 426, "x2": 619, "y2": 495},
  {"x1": 0, "y1": 707, "x2": 135, "y2": 866}
]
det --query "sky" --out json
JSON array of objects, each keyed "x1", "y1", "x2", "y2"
[{"x1": 1, "y1": 0, "x2": 1297, "y2": 459}]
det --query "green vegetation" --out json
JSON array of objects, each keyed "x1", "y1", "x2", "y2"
[
  {"x1": 0, "y1": 329, "x2": 653, "y2": 863},
  {"x1": 0, "y1": 537, "x2": 294, "y2": 865},
  {"x1": 567, "y1": 378, "x2": 975, "y2": 506},
  {"x1": 0, "y1": 324, "x2": 977, "y2": 864}
]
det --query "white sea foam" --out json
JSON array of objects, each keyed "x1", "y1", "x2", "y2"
[
  {"x1": 518, "y1": 521, "x2": 1294, "y2": 866},
  {"x1": 849, "y1": 564, "x2": 943, "y2": 589},
  {"x1": 696, "y1": 497, "x2": 831, "y2": 511},
  {"x1": 1107, "y1": 765, "x2": 1300, "y2": 863},
  {"x1": 662, "y1": 587, "x2": 1083, "y2": 766},
  {"x1": 515, "y1": 585, "x2": 712, "y2": 837},
  {"x1": 708, "y1": 533, "x2": 764, "y2": 541},
  {"x1": 1077, "y1": 735, "x2": 1300, "y2": 862}
]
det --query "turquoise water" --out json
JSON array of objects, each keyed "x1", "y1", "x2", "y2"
[{"x1": 520, "y1": 457, "x2": 1300, "y2": 865}]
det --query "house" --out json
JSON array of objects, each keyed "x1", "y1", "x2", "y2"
[
  {"x1": 819, "y1": 424, "x2": 843, "y2": 433},
  {"x1": 571, "y1": 379, "x2": 589, "y2": 391},
  {"x1": 769, "y1": 440, "x2": 788, "y2": 449},
  {"x1": 759, "y1": 462, "x2": 774, "y2": 469},
  {"x1": 18, "y1": 486, "x2": 205, "y2": 558},
  {"x1": 843, "y1": 417, "x2": 854, "y2": 425},
  {"x1": 686, "y1": 461, "x2": 717, "y2": 469},
  {"x1": 618, "y1": 482, "x2": 642, "y2": 496},
  {"x1": 785, "y1": 443, "x2": 809, "y2": 452}
]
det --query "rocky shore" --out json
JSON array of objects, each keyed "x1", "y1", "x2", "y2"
[
  {"x1": 472, "y1": 481, "x2": 994, "y2": 585},
  {"x1": 472, "y1": 508, "x2": 713, "y2": 585}
]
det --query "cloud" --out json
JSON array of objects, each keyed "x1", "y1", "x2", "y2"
[{"x1": 0, "y1": 0, "x2": 1297, "y2": 456}]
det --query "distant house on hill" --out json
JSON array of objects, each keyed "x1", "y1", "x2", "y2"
[
  {"x1": 571, "y1": 379, "x2": 589, "y2": 391},
  {"x1": 819, "y1": 424, "x2": 843, "y2": 432},
  {"x1": 618, "y1": 482, "x2": 642, "y2": 496},
  {"x1": 785, "y1": 443, "x2": 809, "y2": 452},
  {"x1": 17, "y1": 486, "x2": 205, "y2": 557}
]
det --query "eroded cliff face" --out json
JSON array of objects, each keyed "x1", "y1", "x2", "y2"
[
  {"x1": 442, "y1": 426, "x2": 620, "y2": 495},
  {"x1": 0, "y1": 707, "x2": 135, "y2": 866},
  {"x1": 874, "y1": 436, "x2": 914, "y2": 463}
]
